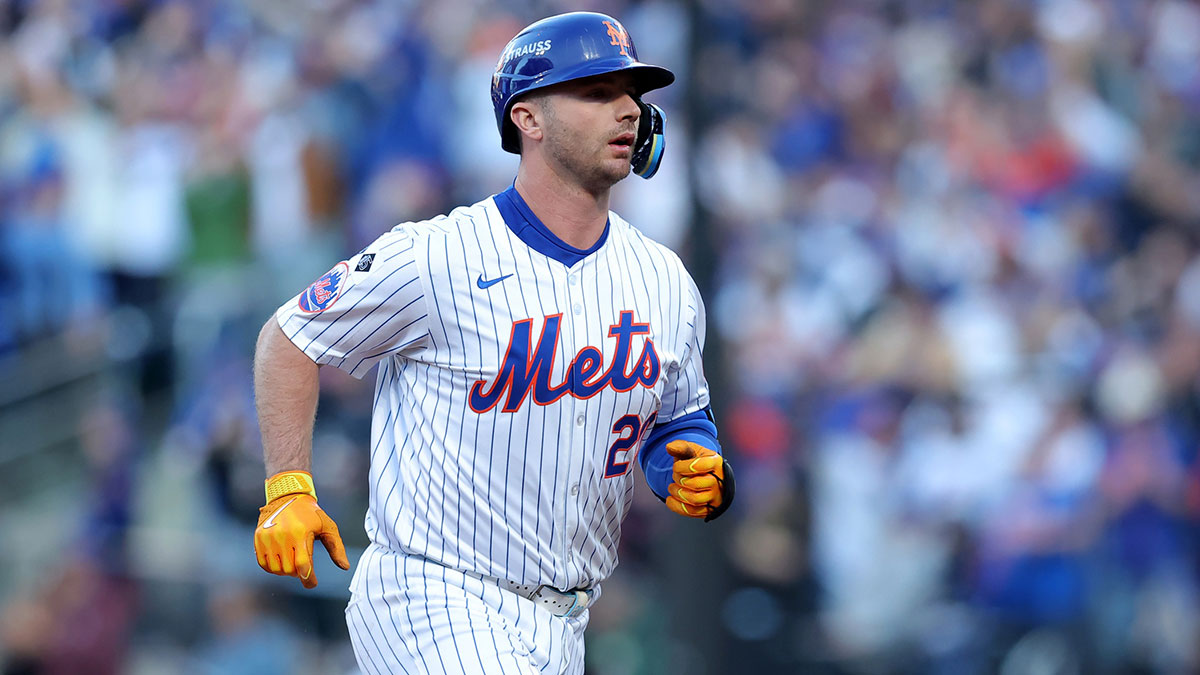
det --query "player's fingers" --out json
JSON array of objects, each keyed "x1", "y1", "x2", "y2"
[
  {"x1": 666, "y1": 496, "x2": 709, "y2": 519},
  {"x1": 300, "y1": 570, "x2": 318, "y2": 589},
  {"x1": 666, "y1": 440, "x2": 709, "y2": 460},
  {"x1": 296, "y1": 533, "x2": 316, "y2": 589},
  {"x1": 673, "y1": 454, "x2": 723, "y2": 477},
  {"x1": 668, "y1": 482, "x2": 720, "y2": 506},
  {"x1": 280, "y1": 546, "x2": 297, "y2": 576},
  {"x1": 318, "y1": 518, "x2": 351, "y2": 570},
  {"x1": 677, "y1": 474, "x2": 719, "y2": 491},
  {"x1": 254, "y1": 534, "x2": 270, "y2": 571},
  {"x1": 668, "y1": 482, "x2": 706, "y2": 504},
  {"x1": 268, "y1": 553, "x2": 284, "y2": 575}
]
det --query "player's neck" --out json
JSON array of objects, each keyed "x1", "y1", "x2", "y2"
[{"x1": 514, "y1": 167, "x2": 610, "y2": 250}]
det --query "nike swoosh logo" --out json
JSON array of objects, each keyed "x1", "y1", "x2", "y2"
[
  {"x1": 477, "y1": 273, "x2": 513, "y2": 289},
  {"x1": 261, "y1": 497, "x2": 298, "y2": 529}
]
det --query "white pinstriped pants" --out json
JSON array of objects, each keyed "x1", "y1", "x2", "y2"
[{"x1": 346, "y1": 544, "x2": 589, "y2": 674}]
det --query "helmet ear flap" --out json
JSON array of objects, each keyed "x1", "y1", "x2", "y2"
[{"x1": 631, "y1": 100, "x2": 666, "y2": 179}]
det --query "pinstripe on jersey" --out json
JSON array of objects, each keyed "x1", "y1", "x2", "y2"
[
  {"x1": 346, "y1": 545, "x2": 588, "y2": 675},
  {"x1": 276, "y1": 186, "x2": 710, "y2": 597}
]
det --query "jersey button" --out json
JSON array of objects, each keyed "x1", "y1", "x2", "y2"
[
  {"x1": 573, "y1": 303, "x2": 583, "y2": 315},
  {"x1": 576, "y1": 415, "x2": 585, "y2": 427},
  {"x1": 568, "y1": 275, "x2": 578, "y2": 286},
  {"x1": 570, "y1": 484, "x2": 579, "y2": 496}
]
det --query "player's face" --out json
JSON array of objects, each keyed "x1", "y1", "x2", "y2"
[{"x1": 539, "y1": 73, "x2": 641, "y2": 193}]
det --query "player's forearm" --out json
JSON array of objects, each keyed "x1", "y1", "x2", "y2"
[{"x1": 254, "y1": 319, "x2": 320, "y2": 476}]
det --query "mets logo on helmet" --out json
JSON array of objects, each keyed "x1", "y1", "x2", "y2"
[
  {"x1": 602, "y1": 20, "x2": 630, "y2": 57},
  {"x1": 298, "y1": 261, "x2": 350, "y2": 313}
]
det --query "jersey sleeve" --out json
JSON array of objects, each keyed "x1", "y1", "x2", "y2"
[
  {"x1": 656, "y1": 267, "x2": 712, "y2": 422},
  {"x1": 639, "y1": 265, "x2": 717, "y2": 499},
  {"x1": 275, "y1": 227, "x2": 431, "y2": 378}
]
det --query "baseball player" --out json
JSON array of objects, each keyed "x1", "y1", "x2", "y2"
[{"x1": 252, "y1": 11, "x2": 735, "y2": 674}]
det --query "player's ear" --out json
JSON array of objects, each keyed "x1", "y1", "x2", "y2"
[{"x1": 510, "y1": 99, "x2": 544, "y2": 149}]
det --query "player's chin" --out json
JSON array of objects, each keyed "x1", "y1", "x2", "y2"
[{"x1": 599, "y1": 155, "x2": 632, "y2": 183}]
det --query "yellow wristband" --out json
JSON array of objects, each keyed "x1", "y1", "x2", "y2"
[{"x1": 265, "y1": 470, "x2": 317, "y2": 503}]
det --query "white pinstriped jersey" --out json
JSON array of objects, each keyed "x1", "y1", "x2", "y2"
[{"x1": 275, "y1": 187, "x2": 710, "y2": 592}]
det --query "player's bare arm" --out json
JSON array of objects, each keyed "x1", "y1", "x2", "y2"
[
  {"x1": 252, "y1": 319, "x2": 349, "y2": 588},
  {"x1": 253, "y1": 320, "x2": 318, "y2": 475}
]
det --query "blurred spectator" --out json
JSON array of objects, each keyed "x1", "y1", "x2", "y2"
[
  {"x1": 0, "y1": 397, "x2": 141, "y2": 675},
  {"x1": 0, "y1": 556, "x2": 138, "y2": 675},
  {"x1": 190, "y1": 585, "x2": 304, "y2": 675}
]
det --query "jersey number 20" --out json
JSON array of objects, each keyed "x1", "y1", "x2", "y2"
[{"x1": 604, "y1": 412, "x2": 657, "y2": 478}]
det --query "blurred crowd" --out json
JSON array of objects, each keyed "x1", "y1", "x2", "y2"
[
  {"x1": 1, "y1": 0, "x2": 1200, "y2": 674},
  {"x1": 698, "y1": 0, "x2": 1200, "y2": 673}
]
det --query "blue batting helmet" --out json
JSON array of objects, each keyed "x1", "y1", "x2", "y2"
[{"x1": 491, "y1": 12, "x2": 675, "y2": 155}]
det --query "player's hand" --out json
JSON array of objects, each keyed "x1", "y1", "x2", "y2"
[
  {"x1": 665, "y1": 440, "x2": 735, "y2": 522},
  {"x1": 254, "y1": 480, "x2": 350, "y2": 588}
]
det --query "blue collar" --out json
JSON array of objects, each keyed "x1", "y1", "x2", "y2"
[{"x1": 493, "y1": 185, "x2": 609, "y2": 268}]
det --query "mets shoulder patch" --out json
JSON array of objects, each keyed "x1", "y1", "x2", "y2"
[{"x1": 298, "y1": 261, "x2": 350, "y2": 313}]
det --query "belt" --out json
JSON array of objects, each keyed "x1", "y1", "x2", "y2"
[{"x1": 475, "y1": 574, "x2": 594, "y2": 618}]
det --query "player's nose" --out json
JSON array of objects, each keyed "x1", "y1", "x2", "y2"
[{"x1": 616, "y1": 93, "x2": 639, "y2": 123}]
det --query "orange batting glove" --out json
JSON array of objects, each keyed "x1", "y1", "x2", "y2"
[
  {"x1": 254, "y1": 471, "x2": 350, "y2": 589},
  {"x1": 665, "y1": 440, "x2": 735, "y2": 522}
]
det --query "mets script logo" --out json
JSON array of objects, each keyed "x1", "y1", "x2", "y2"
[
  {"x1": 602, "y1": 20, "x2": 630, "y2": 57},
  {"x1": 469, "y1": 311, "x2": 660, "y2": 413},
  {"x1": 298, "y1": 261, "x2": 349, "y2": 313}
]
